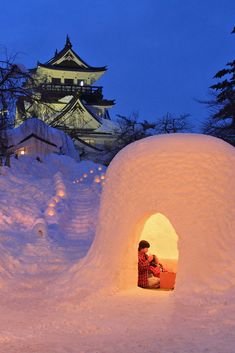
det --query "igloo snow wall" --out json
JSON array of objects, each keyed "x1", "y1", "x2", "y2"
[{"x1": 74, "y1": 134, "x2": 235, "y2": 298}]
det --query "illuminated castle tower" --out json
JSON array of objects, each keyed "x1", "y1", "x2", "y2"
[{"x1": 16, "y1": 36, "x2": 117, "y2": 155}]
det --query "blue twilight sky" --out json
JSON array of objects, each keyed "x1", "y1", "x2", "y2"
[{"x1": 0, "y1": 0, "x2": 234, "y2": 130}]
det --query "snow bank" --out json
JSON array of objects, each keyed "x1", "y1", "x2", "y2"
[
  {"x1": 0, "y1": 155, "x2": 105, "y2": 286},
  {"x1": 7, "y1": 117, "x2": 79, "y2": 161},
  {"x1": 69, "y1": 134, "x2": 235, "y2": 301}
]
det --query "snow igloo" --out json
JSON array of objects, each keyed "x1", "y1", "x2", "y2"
[{"x1": 77, "y1": 134, "x2": 235, "y2": 298}]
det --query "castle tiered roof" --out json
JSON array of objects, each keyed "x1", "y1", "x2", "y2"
[
  {"x1": 33, "y1": 35, "x2": 107, "y2": 75},
  {"x1": 16, "y1": 36, "x2": 117, "y2": 157}
]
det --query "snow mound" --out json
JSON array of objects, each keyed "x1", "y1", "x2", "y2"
[
  {"x1": 67, "y1": 134, "x2": 235, "y2": 301},
  {"x1": 7, "y1": 117, "x2": 79, "y2": 161}
]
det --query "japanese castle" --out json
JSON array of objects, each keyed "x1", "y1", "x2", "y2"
[{"x1": 16, "y1": 36, "x2": 117, "y2": 157}]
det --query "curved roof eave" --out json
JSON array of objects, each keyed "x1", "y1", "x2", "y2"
[
  {"x1": 37, "y1": 63, "x2": 107, "y2": 73},
  {"x1": 46, "y1": 45, "x2": 107, "y2": 72}
]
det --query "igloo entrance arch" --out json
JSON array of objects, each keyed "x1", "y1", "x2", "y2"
[
  {"x1": 139, "y1": 212, "x2": 179, "y2": 274},
  {"x1": 73, "y1": 134, "x2": 235, "y2": 299}
]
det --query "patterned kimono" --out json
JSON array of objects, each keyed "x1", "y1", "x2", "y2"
[{"x1": 138, "y1": 252, "x2": 150, "y2": 288}]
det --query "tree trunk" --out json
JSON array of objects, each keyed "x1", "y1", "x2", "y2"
[
  {"x1": 231, "y1": 117, "x2": 235, "y2": 128},
  {"x1": 4, "y1": 154, "x2": 10, "y2": 167}
]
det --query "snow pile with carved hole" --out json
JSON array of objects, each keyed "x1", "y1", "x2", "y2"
[
  {"x1": 67, "y1": 134, "x2": 235, "y2": 301},
  {"x1": 0, "y1": 134, "x2": 235, "y2": 353}
]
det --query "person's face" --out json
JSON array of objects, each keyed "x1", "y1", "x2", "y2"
[{"x1": 141, "y1": 247, "x2": 149, "y2": 254}]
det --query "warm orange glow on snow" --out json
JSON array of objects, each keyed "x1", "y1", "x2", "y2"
[
  {"x1": 53, "y1": 196, "x2": 60, "y2": 203},
  {"x1": 140, "y1": 213, "x2": 179, "y2": 271},
  {"x1": 94, "y1": 176, "x2": 101, "y2": 183},
  {"x1": 48, "y1": 200, "x2": 56, "y2": 207},
  {"x1": 47, "y1": 208, "x2": 56, "y2": 216},
  {"x1": 57, "y1": 190, "x2": 65, "y2": 198}
]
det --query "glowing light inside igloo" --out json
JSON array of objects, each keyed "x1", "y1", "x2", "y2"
[
  {"x1": 140, "y1": 213, "x2": 179, "y2": 263},
  {"x1": 139, "y1": 213, "x2": 179, "y2": 289}
]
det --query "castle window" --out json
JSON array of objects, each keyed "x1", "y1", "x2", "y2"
[
  {"x1": 77, "y1": 80, "x2": 85, "y2": 86},
  {"x1": 16, "y1": 148, "x2": 27, "y2": 156},
  {"x1": 64, "y1": 78, "x2": 73, "y2": 85},
  {"x1": 84, "y1": 139, "x2": 95, "y2": 145},
  {"x1": 52, "y1": 78, "x2": 61, "y2": 84}
]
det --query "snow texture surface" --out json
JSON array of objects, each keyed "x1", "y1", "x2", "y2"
[
  {"x1": 0, "y1": 134, "x2": 235, "y2": 353},
  {"x1": 76, "y1": 134, "x2": 235, "y2": 300},
  {"x1": 7, "y1": 117, "x2": 80, "y2": 160}
]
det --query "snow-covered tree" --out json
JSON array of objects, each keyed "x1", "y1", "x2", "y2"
[
  {"x1": 0, "y1": 50, "x2": 34, "y2": 157},
  {"x1": 0, "y1": 49, "x2": 54, "y2": 161}
]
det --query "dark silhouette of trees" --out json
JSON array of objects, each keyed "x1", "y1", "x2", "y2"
[
  {"x1": 0, "y1": 49, "x2": 55, "y2": 166},
  {"x1": 101, "y1": 111, "x2": 193, "y2": 164},
  {"x1": 202, "y1": 27, "x2": 235, "y2": 146},
  {"x1": 100, "y1": 112, "x2": 153, "y2": 163},
  {"x1": 154, "y1": 112, "x2": 193, "y2": 134},
  {"x1": 0, "y1": 49, "x2": 35, "y2": 159}
]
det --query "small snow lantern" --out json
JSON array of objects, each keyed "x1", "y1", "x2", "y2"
[{"x1": 94, "y1": 176, "x2": 101, "y2": 183}]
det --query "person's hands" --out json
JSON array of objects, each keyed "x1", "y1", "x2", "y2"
[{"x1": 148, "y1": 254, "x2": 153, "y2": 262}]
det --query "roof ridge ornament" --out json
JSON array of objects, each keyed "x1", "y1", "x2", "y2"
[{"x1": 66, "y1": 34, "x2": 72, "y2": 48}]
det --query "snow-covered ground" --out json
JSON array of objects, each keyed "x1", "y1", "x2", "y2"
[{"x1": 0, "y1": 153, "x2": 235, "y2": 353}]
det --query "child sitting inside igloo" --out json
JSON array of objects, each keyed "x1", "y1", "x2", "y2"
[
  {"x1": 149, "y1": 254, "x2": 167, "y2": 277},
  {"x1": 138, "y1": 240, "x2": 167, "y2": 289}
]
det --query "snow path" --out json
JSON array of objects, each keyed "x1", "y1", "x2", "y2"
[
  {"x1": 0, "y1": 157, "x2": 103, "y2": 291},
  {"x1": 61, "y1": 183, "x2": 101, "y2": 241}
]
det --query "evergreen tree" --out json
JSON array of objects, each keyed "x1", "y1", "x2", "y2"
[{"x1": 204, "y1": 27, "x2": 235, "y2": 146}]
